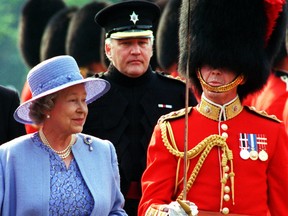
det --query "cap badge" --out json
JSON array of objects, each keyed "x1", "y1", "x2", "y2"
[{"x1": 130, "y1": 11, "x2": 139, "y2": 25}]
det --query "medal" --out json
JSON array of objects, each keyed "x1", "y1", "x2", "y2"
[
  {"x1": 248, "y1": 134, "x2": 258, "y2": 160},
  {"x1": 249, "y1": 150, "x2": 258, "y2": 160},
  {"x1": 239, "y1": 133, "x2": 250, "y2": 160},
  {"x1": 240, "y1": 149, "x2": 250, "y2": 160},
  {"x1": 257, "y1": 134, "x2": 268, "y2": 162},
  {"x1": 258, "y1": 150, "x2": 268, "y2": 161},
  {"x1": 240, "y1": 133, "x2": 268, "y2": 161}
]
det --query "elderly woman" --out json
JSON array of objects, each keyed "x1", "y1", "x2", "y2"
[{"x1": 0, "y1": 55, "x2": 127, "y2": 215}]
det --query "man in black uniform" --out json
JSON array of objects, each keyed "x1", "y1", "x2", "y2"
[{"x1": 82, "y1": 1, "x2": 197, "y2": 215}]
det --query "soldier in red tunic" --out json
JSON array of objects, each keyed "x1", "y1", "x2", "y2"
[
  {"x1": 244, "y1": 40, "x2": 288, "y2": 135},
  {"x1": 139, "y1": 0, "x2": 288, "y2": 215}
]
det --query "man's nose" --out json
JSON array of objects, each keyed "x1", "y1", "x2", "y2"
[
  {"x1": 211, "y1": 68, "x2": 221, "y2": 75},
  {"x1": 130, "y1": 44, "x2": 141, "y2": 54}
]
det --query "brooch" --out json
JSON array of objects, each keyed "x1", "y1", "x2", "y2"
[{"x1": 84, "y1": 136, "x2": 93, "y2": 151}]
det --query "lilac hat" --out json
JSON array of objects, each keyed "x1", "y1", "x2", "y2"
[{"x1": 14, "y1": 55, "x2": 110, "y2": 124}]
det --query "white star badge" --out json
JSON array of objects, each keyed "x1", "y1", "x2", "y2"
[{"x1": 130, "y1": 11, "x2": 139, "y2": 24}]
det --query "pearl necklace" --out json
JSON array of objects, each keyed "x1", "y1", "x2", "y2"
[{"x1": 39, "y1": 129, "x2": 75, "y2": 159}]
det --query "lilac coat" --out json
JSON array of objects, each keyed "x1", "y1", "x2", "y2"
[{"x1": 0, "y1": 133, "x2": 127, "y2": 216}]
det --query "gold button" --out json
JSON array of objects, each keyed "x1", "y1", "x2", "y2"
[
  {"x1": 222, "y1": 132, "x2": 228, "y2": 138},
  {"x1": 222, "y1": 207, "x2": 229, "y2": 214},
  {"x1": 224, "y1": 194, "x2": 230, "y2": 201},
  {"x1": 221, "y1": 124, "x2": 228, "y2": 130},
  {"x1": 224, "y1": 166, "x2": 230, "y2": 172},
  {"x1": 224, "y1": 186, "x2": 230, "y2": 193}
]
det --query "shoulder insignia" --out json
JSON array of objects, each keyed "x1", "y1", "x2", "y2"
[
  {"x1": 156, "y1": 71, "x2": 187, "y2": 84},
  {"x1": 246, "y1": 106, "x2": 282, "y2": 123},
  {"x1": 158, "y1": 107, "x2": 192, "y2": 124}
]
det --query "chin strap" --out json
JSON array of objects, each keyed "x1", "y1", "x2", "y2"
[{"x1": 197, "y1": 69, "x2": 245, "y2": 93}]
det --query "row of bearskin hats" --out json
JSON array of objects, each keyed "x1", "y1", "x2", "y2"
[
  {"x1": 18, "y1": 0, "x2": 169, "y2": 75},
  {"x1": 18, "y1": 0, "x2": 65, "y2": 68},
  {"x1": 18, "y1": 0, "x2": 110, "y2": 75},
  {"x1": 18, "y1": 0, "x2": 193, "y2": 74},
  {"x1": 19, "y1": 0, "x2": 288, "y2": 101}
]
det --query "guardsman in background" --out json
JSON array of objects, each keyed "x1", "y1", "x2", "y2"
[
  {"x1": 139, "y1": 0, "x2": 288, "y2": 215},
  {"x1": 18, "y1": 0, "x2": 66, "y2": 69},
  {"x1": 66, "y1": 1, "x2": 109, "y2": 78},
  {"x1": 40, "y1": 6, "x2": 78, "y2": 61},
  {"x1": 82, "y1": 1, "x2": 197, "y2": 215},
  {"x1": 18, "y1": 0, "x2": 66, "y2": 134},
  {"x1": 156, "y1": 0, "x2": 180, "y2": 77},
  {"x1": 244, "y1": 24, "x2": 288, "y2": 134}
]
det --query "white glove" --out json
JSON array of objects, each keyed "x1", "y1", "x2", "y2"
[{"x1": 168, "y1": 200, "x2": 198, "y2": 216}]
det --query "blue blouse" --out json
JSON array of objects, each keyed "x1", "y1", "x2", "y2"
[{"x1": 35, "y1": 135, "x2": 94, "y2": 215}]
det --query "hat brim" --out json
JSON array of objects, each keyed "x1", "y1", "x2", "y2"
[
  {"x1": 110, "y1": 30, "x2": 153, "y2": 39},
  {"x1": 14, "y1": 77, "x2": 110, "y2": 125}
]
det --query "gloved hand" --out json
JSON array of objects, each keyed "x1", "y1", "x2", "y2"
[{"x1": 168, "y1": 199, "x2": 198, "y2": 216}]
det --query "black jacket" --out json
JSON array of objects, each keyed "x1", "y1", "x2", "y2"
[
  {"x1": 0, "y1": 86, "x2": 26, "y2": 145},
  {"x1": 83, "y1": 65, "x2": 197, "y2": 194}
]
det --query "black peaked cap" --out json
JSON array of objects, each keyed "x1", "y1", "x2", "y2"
[{"x1": 95, "y1": 0, "x2": 160, "y2": 38}]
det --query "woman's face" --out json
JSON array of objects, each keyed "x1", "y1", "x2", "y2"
[{"x1": 46, "y1": 84, "x2": 88, "y2": 136}]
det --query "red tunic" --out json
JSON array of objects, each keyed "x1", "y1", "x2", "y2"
[
  {"x1": 139, "y1": 97, "x2": 288, "y2": 215},
  {"x1": 244, "y1": 72, "x2": 288, "y2": 134}
]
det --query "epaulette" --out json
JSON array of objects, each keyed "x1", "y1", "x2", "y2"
[
  {"x1": 158, "y1": 107, "x2": 192, "y2": 124},
  {"x1": 156, "y1": 71, "x2": 187, "y2": 84},
  {"x1": 246, "y1": 106, "x2": 281, "y2": 123}
]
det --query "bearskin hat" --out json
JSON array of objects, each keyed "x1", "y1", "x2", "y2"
[
  {"x1": 273, "y1": 4, "x2": 288, "y2": 66},
  {"x1": 150, "y1": 0, "x2": 168, "y2": 70},
  {"x1": 65, "y1": 1, "x2": 108, "y2": 68},
  {"x1": 40, "y1": 6, "x2": 78, "y2": 61},
  {"x1": 178, "y1": 0, "x2": 287, "y2": 100},
  {"x1": 274, "y1": 40, "x2": 288, "y2": 66},
  {"x1": 148, "y1": 0, "x2": 168, "y2": 70},
  {"x1": 18, "y1": 0, "x2": 66, "y2": 68},
  {"x1": 156, "y1": 0, "x2": 180, "y2": 71},
  {"x1": 155, "y1": 0, "x2": 168, "y2": 13}
]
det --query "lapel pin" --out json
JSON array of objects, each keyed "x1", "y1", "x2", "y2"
[{"x1": 84, "y1": 136, "x2": 93, "y2": 151}]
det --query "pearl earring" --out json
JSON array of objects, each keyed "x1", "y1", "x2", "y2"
[{"x1": 47, "y1": 114, "x2": 50, "y2": 119}]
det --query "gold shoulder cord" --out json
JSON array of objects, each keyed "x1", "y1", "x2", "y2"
[{"x1": 160, "y1": 121, "x2": 235, "y2": 210}]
